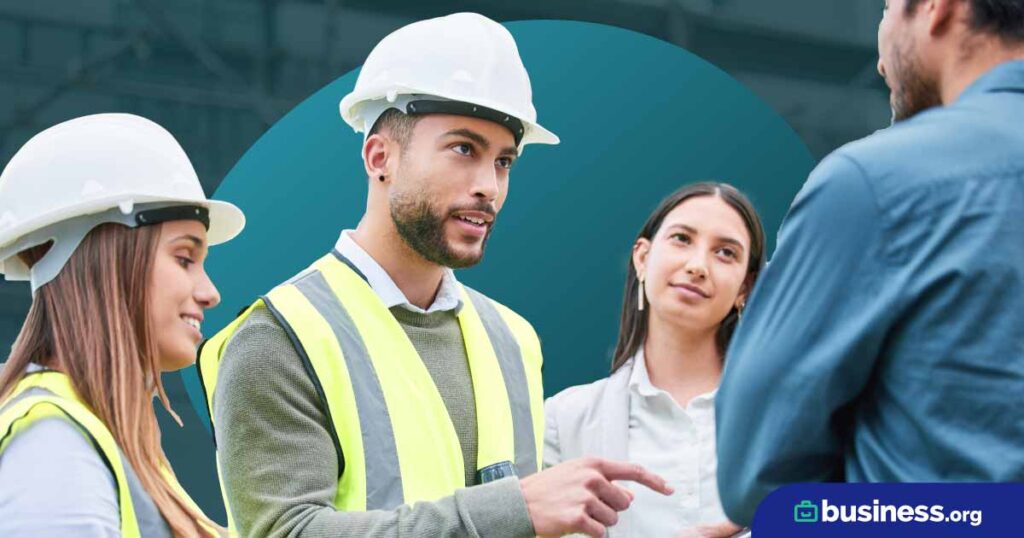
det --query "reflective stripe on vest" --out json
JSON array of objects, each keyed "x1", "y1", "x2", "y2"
[
  {"x1": 0, "y1": 372, "x2": 216, "y2": 537},
  {"x1": 198, "y1": 252, "x2": 544, "y2": 516}
]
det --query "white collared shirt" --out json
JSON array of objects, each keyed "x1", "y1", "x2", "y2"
[
  {"x1": 334, "y1": 230, "x2": 462, "y2": 314},
  {"x1": 626, "y1": 349, "x2": 728, "y2": 535}
]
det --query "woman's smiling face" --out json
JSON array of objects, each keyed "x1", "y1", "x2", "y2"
[
  {"x1": 148, "y1": 219, "x2": 221, "y2": 372},
  {"x1": 634, "y1": 195, "x2": 752, "y2": 333}
]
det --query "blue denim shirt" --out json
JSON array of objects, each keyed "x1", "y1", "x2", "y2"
[{"x1": 716, "y1": 60, "x2": 1024, "y2": 525}]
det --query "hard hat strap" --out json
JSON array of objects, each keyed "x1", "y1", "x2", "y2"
[
  {"x1": 404, "y1": 100, "x2": 525, "y2": 146},
  {"x1": 135, "y1": 205, "x2": 210, "y2": 230},
  {"x1": 361, "y1": 94, "x2": 526, "y2": 146}
]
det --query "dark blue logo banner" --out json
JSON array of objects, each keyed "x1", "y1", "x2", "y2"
[{"x1": 754, "y1": 483, "x2": 1021, "y2": 536}]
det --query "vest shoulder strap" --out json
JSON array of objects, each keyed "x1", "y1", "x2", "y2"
[
  {"x1": 196, "y1": 299, "x2": 263, "y2": 446},
  {"x1": 197, "y1": 254, "x2": 332, "y2": 434},
  {"x1": 458, "y1": 286, "x2": 544, "y2": 476},
  {"x1": 0, "y1": 377, "x2": 142, "y2": 538},
  {"x1": 2, "y1": 371, "x2": 217, "y2": 537}
]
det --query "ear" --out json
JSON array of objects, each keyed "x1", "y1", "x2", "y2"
[
  {"x1": 632, "y1": 238, "x2": 651, "y2": 281},
  {"x1": 734, "y1": 290, "x2": 749, "y2": 311},
  {"x1": 363, "y1": 133, "x2": 394, "y2": 184},
  {"x1": 926, "y1": 0, "x2": 959, "y2": 36},
  {"x1": 735, "y1": 273, "x2": 755, "y2": 310}
]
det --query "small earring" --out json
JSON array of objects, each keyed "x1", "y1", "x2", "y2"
[
  {"x1": 378, "y1": 175, "x2": 386, "y2": 182},
  {"x1": 737, "y1": 301, "x2": 745, "y2": 320},
  {"x1": 637, "y1": 278, "x2": 645, "y2": 311}
]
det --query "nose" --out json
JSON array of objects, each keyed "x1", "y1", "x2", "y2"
[
  {"x1": 194, "y1": 267, "x2": 221, "y2": 310},
  {"x1": 684, "y1": 251, "x2": 709, "y2": 280},
  {"x1": 877, "y1": 58, "x2": 886, "y2": 79},
  {"x1": 470, "y1": 164, "x2": 499, "y2": 202}
]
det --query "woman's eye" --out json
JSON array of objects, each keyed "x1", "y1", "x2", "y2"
[
  {"x1": 717, "y1": 248, "x2": 737, "y2": 260},
  {"x1": 177, "y1": 256, "x2": 194, "y2": 269},
  {"x1": 672, "y1": 233, "x2": 691, "y2": 243},
  {"x1": 452, "y1": 143, "x2": 472, "y2": 156}
]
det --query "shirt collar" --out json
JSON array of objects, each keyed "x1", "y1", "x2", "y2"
[
  {"x1": 956, "y1": 60, "x2": 1024, "y2": 102},
  {"x1": 334, "y1": 230, "x2": 463, "y2": 314},
  {"x1": 626, "y1": 347, "x2": 718, "y2": 404},
  {"x1": 627, "y1": 347, "x2": 661, "y2": 398}
]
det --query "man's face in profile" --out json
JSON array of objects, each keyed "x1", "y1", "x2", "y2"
[{"x1": 877, "y1": 0, "x2": 943, "y2": 123}]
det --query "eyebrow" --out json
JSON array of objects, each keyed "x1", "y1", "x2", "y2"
[
  {"x1": 666, "y1": 224, "x2": 746, "y2": 251},
  {"x1": 443, "y1": 128, "x2": 518, "y2": 158},
  {"x1": 171, "y1": 234, "x2": 206, "y2": 249}
]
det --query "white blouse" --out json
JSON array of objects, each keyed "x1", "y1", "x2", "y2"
[{"x1": 626, "y1": 349, "x2": 728, "y2": 536}]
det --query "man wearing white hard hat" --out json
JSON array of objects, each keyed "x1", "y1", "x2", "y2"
[
  {"x1": 200, "y1": 12, "x2": 671, "y2": 538},
  {"x1": 0, "y1": 113, "x2": 244, "y2": 536}
]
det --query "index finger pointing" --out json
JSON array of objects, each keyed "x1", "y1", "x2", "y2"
[{"x1": 597, "y1": 460, "x2": 674, "y2": 495}]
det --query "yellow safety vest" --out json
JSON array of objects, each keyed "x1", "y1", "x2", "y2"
[
  {"x1": 198, "y1": 251, "x2": 544, "y2": 520},
  {"x1": 0, "y1": 370, "x2": 216, "y2": 537}
]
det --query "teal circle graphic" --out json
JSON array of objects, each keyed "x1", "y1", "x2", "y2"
[{"x1": 173, "y1": 20, "x2": 814, "y2": 491}]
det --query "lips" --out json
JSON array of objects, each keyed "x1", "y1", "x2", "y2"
[
  {"x1": 672, "y1": 283, "x2": 710, "y2": 299},
  {"x1": 180, "y1": 314, "x2": 203, "y2": 337},
  {"x1": 455, "y1": 214, "x2": 486, "y2": 226},
  {"x1": 452, "y1": 210, "x2": 494, "y2": 225},
  {"x1": 450, "y1": 209, "x2": 494, "y2": 239}
]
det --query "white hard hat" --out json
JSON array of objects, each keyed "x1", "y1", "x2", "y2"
[
  {"x1": 338, "y1": 12, "x2": 559, "y2": 152},
  {"x1": 0, "y1": 113, "x2": 245, "y2": 293}
]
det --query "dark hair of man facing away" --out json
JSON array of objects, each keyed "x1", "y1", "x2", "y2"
[{"x1": 904, "y1": 0, "x2": 1024, "y2": 40}]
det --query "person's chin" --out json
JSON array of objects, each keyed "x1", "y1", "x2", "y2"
[
  {"x1": 442, "y1": 233, "x2": 485, "y2": 263},
  {"x1": 450, "y1": 250, "x2": 484, "y2": 268},
  {"x1": 159, "y1": 344, "x2": 198, "y2": 372},
  {"x1": 661, "y1": 300, "x2": 715, "y2": 324}
]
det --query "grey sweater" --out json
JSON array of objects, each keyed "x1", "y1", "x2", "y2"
[{"x1": 213, "y1": 305, "x2": 535, "y2": 538}]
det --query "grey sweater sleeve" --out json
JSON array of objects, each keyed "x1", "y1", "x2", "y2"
[{"x1": 213, "y1": 305, "x2": 535, "y2": 538}]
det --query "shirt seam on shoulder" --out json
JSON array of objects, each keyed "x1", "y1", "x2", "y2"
[{"x1": 832, "y1": 151, "x2": 900, "y2": 270}]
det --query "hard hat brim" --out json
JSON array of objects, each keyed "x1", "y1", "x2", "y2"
[
  {"x1": 0, "y1": 195, "x2": 245, "y2": 255},
  {"x1": 205, "y1": 199, "x2": 246, "y2": 246},
  {"x1": 522, "y1": 121, "x2": 560, "y2": 147},
  {"x1": 341, "y1": 89, "x2": 560, "y2": 149}
]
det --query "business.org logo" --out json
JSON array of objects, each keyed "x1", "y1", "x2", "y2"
[{"x1": 792, "y1": 499, "x2": 982, "y2": 527}]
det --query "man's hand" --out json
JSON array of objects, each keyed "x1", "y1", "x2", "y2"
[{"x1": 520, "y1": 457, "x2": 673, "y2": 537}]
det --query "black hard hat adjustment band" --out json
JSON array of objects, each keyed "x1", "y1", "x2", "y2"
[
  {"x1": 135, "y1": 205, "x2": 210, "y2": 230},
  {"x1": 405, "y1": 100, "x2": 525, "y2": 146}
]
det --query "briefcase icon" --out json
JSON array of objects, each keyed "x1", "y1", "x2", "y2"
[{"x1": 794, "y1": 500, "x2": 819, "y2": 523}]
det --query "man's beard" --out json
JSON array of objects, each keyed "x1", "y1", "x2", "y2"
[
  {"x1": 389, "y1": 190, "x2": 494, "y2": 269},
  {"x1": 887, "y1": 35, "x2": 942, "y2": 123}
]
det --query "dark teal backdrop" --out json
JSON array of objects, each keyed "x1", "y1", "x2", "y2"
[{"x1": 160, "y1": 19, "x2": 815, "y2": 519}]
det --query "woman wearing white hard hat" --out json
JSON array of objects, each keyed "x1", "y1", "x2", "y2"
[{"x1": 0, "y1": 113, "x2": 244, "y2": 537}]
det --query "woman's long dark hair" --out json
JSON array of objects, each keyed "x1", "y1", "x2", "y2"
[{"x1": 610, "y1": 182, "x2": 766, "y2": 373}]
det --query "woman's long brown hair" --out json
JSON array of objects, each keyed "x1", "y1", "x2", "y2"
[
  {"x1": 0, "y1": 223, "x2": 221, "y2": 537},
  {"x1": 610, "y1": 182, "x2": 766, "y2": 373}
]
